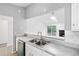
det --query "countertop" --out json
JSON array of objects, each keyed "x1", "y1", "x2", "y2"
[{"x1": 16, "y1": 35, "x2": 79, "y2": 56}]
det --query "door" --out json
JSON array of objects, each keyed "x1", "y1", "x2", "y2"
[
  {"x1": 0, "y1": 19, "x2": 8, "y2": 44},
  {"x1": 71, "y1": 3, "x2": 79, "y2": 31},
  {"x1": 0, "y1": 15, "x2": 13, "y2": 53}
]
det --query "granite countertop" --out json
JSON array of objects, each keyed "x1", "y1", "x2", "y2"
[
  {"x1": 26, "y1": 40, "x2": 79, "y2": 56},
  {"x1": 17, "y1": 35, "x2": 79, "y2": 56}
]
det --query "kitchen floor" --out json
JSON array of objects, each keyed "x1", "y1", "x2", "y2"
[{"x1": 0, "y1": 43, "x2": 17, "y2": 56}]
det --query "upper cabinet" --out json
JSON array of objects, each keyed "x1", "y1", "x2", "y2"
[{"x1": 71, "y1": 3, "x2": 79, "y2": 31}]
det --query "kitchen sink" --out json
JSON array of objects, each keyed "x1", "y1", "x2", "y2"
[
  {"x1": 29, "y1": 38, "x2": 50, "y2": 46},
  {"x1": 35, "y1": 40, "x2": 47, "y2": 46}
]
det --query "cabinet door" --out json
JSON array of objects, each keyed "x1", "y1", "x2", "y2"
[
  {"x1": 26, "y1": 44, "x2": 31, "y2": 56},
  {"x1": 31, "y1": 46, "x2": 52, "y2": 56},
  {"x1": 26, "y1": 44, "x2": 52, "y2": 56},
  {"x1": 30, "y1": 47, "x2": 42, "y2": 56},
  {"x1": 71, "y1": 3, "x2": 79, "y2": 31},
  {"x1": 26, "y1": 44, "x2": 41, "y2": 56}
]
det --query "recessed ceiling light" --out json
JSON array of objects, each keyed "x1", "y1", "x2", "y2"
[
  {"x1": 18, "y1": 9, "x2": 21, "y2": 13},
  {"x1": 50, "y1": 16, "x2": 58, "y2": 22},
  {"x1": 50, "y1": 12, "x2": 58, "y2": 22},
  {"x1": 43, "y1": 8, "x2": 47, "y2": 12}
]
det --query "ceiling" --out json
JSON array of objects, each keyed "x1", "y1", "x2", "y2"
[{"x1": 10, "y1": 3, "x2": 32, "y2": 7}]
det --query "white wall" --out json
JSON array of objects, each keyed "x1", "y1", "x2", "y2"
[
  {"x1": 0, "y1": 4, "x2": 25, "y2": 34},
  {"x1": 26, "y1": 15, "x2": 47, "y2": 35},
  {"x1": 26, "y1": 8, "x2": 65, "y2": 39},
  {"x1": 54, "y1": 8, "x2": 65, "y2": 30},
  {"x1": 0, "y1": 3, "x2": 25, "y2": 51}
]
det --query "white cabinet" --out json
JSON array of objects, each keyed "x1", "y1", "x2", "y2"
[
  {"x1": 26, "y1": 44, "x2": 42, "y2": 56},
  {"x1": 71, "y1": 3, "x2": 79, "y2": 31},
  {"x1": 26, "y1": 44, "x2": 52, "y2": 56}
]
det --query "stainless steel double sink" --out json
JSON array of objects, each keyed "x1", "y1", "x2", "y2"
[{"x1": 29, "y1": 38, "x2": 50, "y2": 46}]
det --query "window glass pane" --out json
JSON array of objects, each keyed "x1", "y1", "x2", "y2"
[
  {"x1": 47, "y1": 26, "x2": 51, "y2": 35},
  {"x1": 47, "y1": 25, "x2": 56, "y2": 36},
  {"x1": 51, "y1": 25, "x2": 56, "y2": 32},
  {"x1": 51, "y1": 25, "x2": 56, "y2": 36}
]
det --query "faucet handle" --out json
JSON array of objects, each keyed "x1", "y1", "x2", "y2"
[
  {"x1": 37, "y1": 32, "x2": 42, "y2": 36},
  {"x1": 37, "y1": 32, "x2": 42, "y2": 40}
]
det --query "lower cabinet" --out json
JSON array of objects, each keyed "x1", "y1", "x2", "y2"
[{"x1": 26, "y1": 44, "x2": 52, "y2": 56}]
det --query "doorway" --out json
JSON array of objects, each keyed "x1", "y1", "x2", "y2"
[{"x1": 0, "y1": 15, "x2": 13, "y2": 54}]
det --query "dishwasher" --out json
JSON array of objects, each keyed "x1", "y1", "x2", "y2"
[{"x1": 18, "y1": 40, "x2": 25, "y2": 56}]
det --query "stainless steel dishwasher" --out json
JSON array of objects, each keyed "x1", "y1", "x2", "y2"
[{"x1": 18, "y1": 40, "x2": 25, "y2": 56}]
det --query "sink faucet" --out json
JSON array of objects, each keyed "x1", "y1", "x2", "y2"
[
  {"x1": 37, "y1": 32, "x2": 43, "y2": 40},
  {"x1": 37, "y1": 32, "x2": 47, "y2": 46}
]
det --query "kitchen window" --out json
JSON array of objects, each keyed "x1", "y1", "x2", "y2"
[{"x1": 47, "y1": 25, "x2": 56, "y2": 36}]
